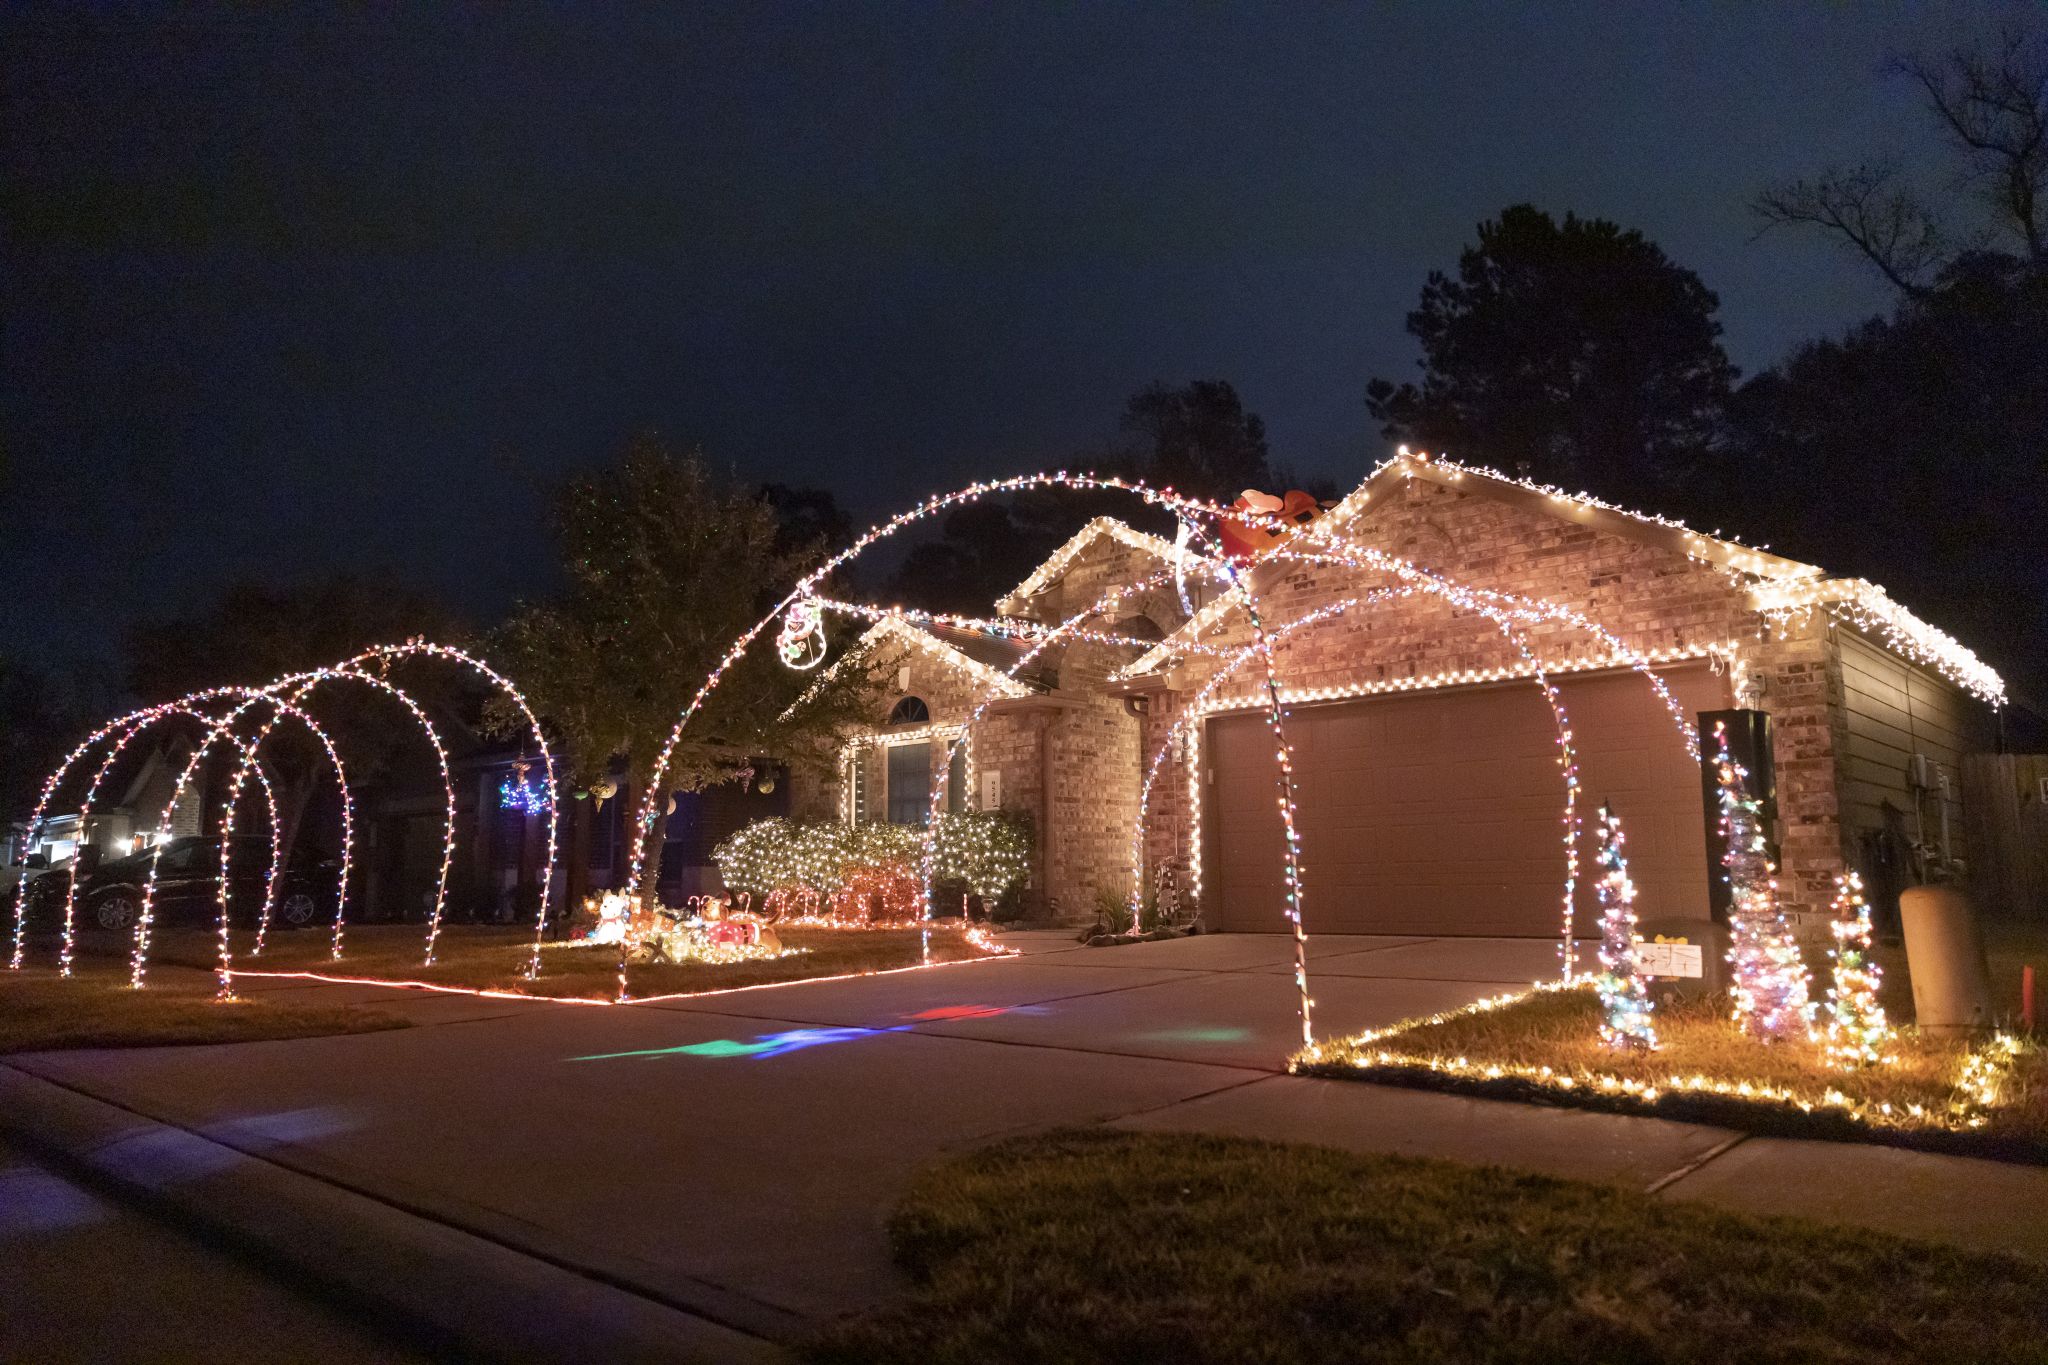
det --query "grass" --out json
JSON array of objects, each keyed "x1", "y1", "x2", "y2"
[
  {"x1": 96, "y1": 920, "x2": 1006, "y2": 1001},
  {"x1": 1298, "y1": 918, "x2": 2048, "y2": 1162},
  {"x1": 808, "y1": 1127, "x2": 2048, "y2": 1365},
  {"x1": 0, "y1": 955, "x2": 408, "y2": 1054}
]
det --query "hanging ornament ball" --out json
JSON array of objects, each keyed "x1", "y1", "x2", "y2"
[
  {"x1": 776, "y1": 598, "x2": 829, "y2": 671},
  {"x1": 756, "y1": 775, "x2": 776, "y2": 794}
]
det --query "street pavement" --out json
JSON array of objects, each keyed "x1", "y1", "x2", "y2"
[
  {"x1": 6, "y1": 928, "x2": 2046, "y2": 1359},
  {"x1": 1, "y1": 1137, "x2": 429, "y2": 1364}
]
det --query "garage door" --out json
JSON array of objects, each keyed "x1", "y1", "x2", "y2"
[{"x1": 1205, "y1": 664, "x2": 1724, "y2": 935}]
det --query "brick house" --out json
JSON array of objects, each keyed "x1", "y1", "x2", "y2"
[{"x1": 793, "y1": 452, "x2": 2004, "y2": 934}]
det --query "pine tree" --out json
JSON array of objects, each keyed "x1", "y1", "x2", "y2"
[
  {"x1": 1824, "y1": 871, "x2": 1892, "y2": 1067},
  {"x1": 1713, "y1": 722, "x2": 1813, "y2": 1041},
  {"x1": 1593, "y1": 803, "x2": 1657, "y2": 1051}
]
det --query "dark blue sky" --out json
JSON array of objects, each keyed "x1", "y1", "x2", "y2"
[{"x1": 0, "y1": 2, "x2": 2016, "y2": 669}]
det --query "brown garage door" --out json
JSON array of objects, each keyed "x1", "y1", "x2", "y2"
[{"x1": 1205, "y1": 664, "x2": 1724, "y2": 935}]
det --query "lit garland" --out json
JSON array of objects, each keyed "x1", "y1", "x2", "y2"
[
  {"x1": 1591, "y1": 804, "x2": 1657, "y2": 1051},
  {"x1": 1714, "y1": 721, "x2": 1813, "y2": 1041},
  {"x1": 1824, "y1": 872, "x2": 1893, "y2": 1069},
  {"x1": 1298, "y1": 984, "x2": 2030, "y2": 1136}
]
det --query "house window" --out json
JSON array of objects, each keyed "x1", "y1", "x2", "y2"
[
  {"x1": 889, "y1": 696, "x2": 930, "y2": 724},
  {"x1": 886, "y1": 742, "x2": 932, "y2": 824},
  {"x1": 946, "y1": 739, "x2": 967, "y2": 813}
]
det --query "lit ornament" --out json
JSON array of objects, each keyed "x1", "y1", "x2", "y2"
[
  {"x1": 1591, "y1": 804, "x2": 1657, "y2": 1051},
  {"x1": 1823, "y1": 871, "x2": 1892, "y2": 1069},
  {"x1": 776, "y1": 597, "x2": 829, "y2": 670},
  {"x1": 1713, "y1": 721, "x2": 1814, "y2": 1041},
  {"x1": 500, "y1": 759, "x2": 553, "y2": 815}
]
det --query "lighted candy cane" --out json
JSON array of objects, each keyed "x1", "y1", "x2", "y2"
[{"x1": 338, "y1": 642, "x2": 560, "y2": 979}]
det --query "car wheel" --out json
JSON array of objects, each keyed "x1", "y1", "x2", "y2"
[
  {"x1": 95, "y1": 894, "x2": 141, "y2": 931},
  {"x1": 278, "y1": 893, "x2": 319, "y2": 928}
]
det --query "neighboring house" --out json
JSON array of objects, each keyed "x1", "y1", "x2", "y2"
[
  {"x1": 793, "y1": 452, "x2": 2008, "y2": 935},
  {"x1": 5, "y1": 738, "x2": 203, "y2": 871}
]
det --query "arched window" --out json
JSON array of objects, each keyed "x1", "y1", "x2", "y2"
[{"x1": 889, "y1": 696, "x2": 930, "y2": 725}]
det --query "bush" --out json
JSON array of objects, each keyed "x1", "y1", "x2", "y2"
[{"x1": 714, "y1": 812, "x2": 1033, "y2": 903}]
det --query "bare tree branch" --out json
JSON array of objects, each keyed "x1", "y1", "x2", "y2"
[
  {"x1": 1892, "y1": 26, "x2": 2048, "y2": 264},
  {"x1": 1751, "y1": 161, "x2": 1946, "y2": 296}
]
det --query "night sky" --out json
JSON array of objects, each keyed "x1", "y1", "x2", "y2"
[{"x1": 0, "y1": 3, "x2": 2016, "y2": 671}]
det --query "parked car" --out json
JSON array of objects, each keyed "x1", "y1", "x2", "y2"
[{"x1": 23, "y1": 836, "x2": 338, "y2": 933}]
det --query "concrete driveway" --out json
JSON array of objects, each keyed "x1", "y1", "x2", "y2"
[{"x1": 8, "y1": 930, "x2": 1734, "y2": 1343}]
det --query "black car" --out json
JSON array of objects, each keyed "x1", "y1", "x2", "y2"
[{"x1": 24, "y1": 836, "x2": 338, "y2": 933}]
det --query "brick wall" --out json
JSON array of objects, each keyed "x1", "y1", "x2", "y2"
[{"x1": 1136, "y1": 475, "x2": 1847, "y2": 918}]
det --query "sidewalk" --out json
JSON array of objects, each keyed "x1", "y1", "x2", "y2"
[{"x1": 5, "y1": 932, "x2": 2044, "y2": 1361}]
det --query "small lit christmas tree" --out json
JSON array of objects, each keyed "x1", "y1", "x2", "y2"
[
  {"x1": 1713, "y1": 721, "x2": 1813, "y2": 1041},
  {"x1": 1592, "y1": 803, "x2": 1657, "y2": 1051},
  {"x1": 1824, "y1": 871, "x2": 1891, "y2": 1068}
]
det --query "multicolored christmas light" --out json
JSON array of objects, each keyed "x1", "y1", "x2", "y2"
[
  {"x1": 1824, "y1": 871, "x2": 1892, "y2": 1069},
  {"x1": 1591, "y1": 803, "x2": 1657, "y2": 1051},
  {"x1": 1713, "y1": 721, "x2": 1813, "y2": 1041}
]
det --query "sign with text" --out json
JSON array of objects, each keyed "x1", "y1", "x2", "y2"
[{"x1": 1634, "y1": 940, "x2": 1704, "y2": 979}]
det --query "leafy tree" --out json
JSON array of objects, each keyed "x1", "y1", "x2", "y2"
[
  {"x1": 1366, "y1": 205, "x2": 1739, "y2": 504},
  {"x1": 486, "y1": 437, "x2": 884, "y2": 907},
  {"x1": 1755, "y1": 25, "x2": 2047, "y2": 296}
]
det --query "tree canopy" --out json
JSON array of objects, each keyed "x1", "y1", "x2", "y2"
[
  {"x1": 486, "y1": 437, "x2": 884, "y2": 899},
  {"x1": 1366, "y1": 204, "x2": 1738, "y2": 506}
]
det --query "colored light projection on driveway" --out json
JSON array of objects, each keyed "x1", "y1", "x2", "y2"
[{"x1": 567, "y1": 1003, "x2": 1032, "y2": 1062}]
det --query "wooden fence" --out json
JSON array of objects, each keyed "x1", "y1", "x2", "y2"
[{"x1": 1962, "y1": 754, "x2": 2048, "y2": 919}]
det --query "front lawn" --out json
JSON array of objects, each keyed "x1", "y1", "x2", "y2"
[
  {"x1": 1296, "y1": 915, "x2": 2048, "y2": 1162},
  {"x1": 0, "y1": 958, "x2": 408, "y2": 1054},
  {"x1": 1300, "y1": 984, "x2": 2046, "y2": 1161},
  {"x1": 110, "y1": 921, "x2": 1007, "y2": 1001},
  {"x1": 808, "y1": 1128, "x2": 2048, "y2": 1365}
]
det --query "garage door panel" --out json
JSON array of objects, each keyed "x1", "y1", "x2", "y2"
[{"x1": 1208, "y1": 664, "x2": 1721, "y2": 935}]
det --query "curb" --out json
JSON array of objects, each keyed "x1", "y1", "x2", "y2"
[{"x1": 0, "y1": 1063, "x2": 789, "y2": 1365}]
